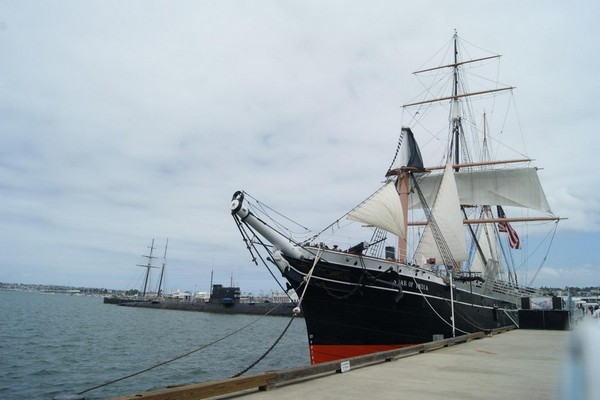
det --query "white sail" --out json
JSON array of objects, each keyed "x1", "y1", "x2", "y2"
[
  {"x1": 347, "y1": 181, "x2": 406, "y2": 239},
  {"x1": 414, "y1": 162, "x2": 468, "y2": 266},
  {"x1": 409, "y1": 167, "x2": 552, "y2": 213}
]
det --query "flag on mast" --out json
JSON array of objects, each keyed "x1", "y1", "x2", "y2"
[{"x1": 497, "y1": 206, "x2": 521, "y2": 249}]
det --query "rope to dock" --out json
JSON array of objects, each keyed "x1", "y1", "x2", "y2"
[
  {"x1": 231, "y1": 315, "x2": 297, "y2": 378},
  {"x1": 411, "y1": 276, "x2": 471, "y2": 335},
  {"x1": 75, "y1": 304, "x2": 288, "y2": 396}
]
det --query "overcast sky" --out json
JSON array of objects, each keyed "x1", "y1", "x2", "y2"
[{"x1": 1, "y1": 1, "x2": 598, "y2": 294}]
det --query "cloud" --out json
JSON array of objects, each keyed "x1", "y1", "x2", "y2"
[{"x1": 1, "y1": 1, "x2": 599, "y2": 293}]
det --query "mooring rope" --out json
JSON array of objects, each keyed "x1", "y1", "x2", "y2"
[
  {"x1": 76, "y1": 304, "x2": 287, "y2": 396},
  {"x1": 231, "y1": 315, "x2": 297, "y2": 378}
]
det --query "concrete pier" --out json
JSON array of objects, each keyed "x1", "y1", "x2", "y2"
[
  {"x1": 113, "y1": 328, "x2": 579, "y2": 400},
  {"x1": 226, "y1": 329, "x2": 569, "y2": 400}
]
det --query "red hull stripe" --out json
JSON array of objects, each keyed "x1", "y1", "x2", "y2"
[{"x1": 310, "y1": 344, "x2": 411, "y2": 364}]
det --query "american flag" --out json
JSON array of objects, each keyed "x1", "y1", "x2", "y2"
[{"x1": 497, "y1": 206, "x2": 521, "y2": 249}]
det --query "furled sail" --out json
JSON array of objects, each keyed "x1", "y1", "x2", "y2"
[
  {"x1": 409, "y1": 167, "x2": 552, "y2": 213},
  {"x1": 414, "y1": 162, "x2": 468, "y2": 266},
  {"x1": 399, "y1": 127, "x2": 424, "y2": 169},
  {"x1": 347, "y1": 181, "x2": 406, "y2": 239}
]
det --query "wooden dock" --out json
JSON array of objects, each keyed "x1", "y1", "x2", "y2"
[{"x1": 111, "y1": 327, "x2": 571, "y2": 400}]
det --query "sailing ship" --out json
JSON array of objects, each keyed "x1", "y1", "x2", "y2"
[
  {"x1": 103, "y1": 239, "x2": 169, "y2": 304},
  {"x1": 230, "y1": 32, "x2": 561, "y2": 364}
]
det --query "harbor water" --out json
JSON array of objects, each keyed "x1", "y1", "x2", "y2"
[{"x1": 0, "y1": 290, "x2": 310, "y2": 400}]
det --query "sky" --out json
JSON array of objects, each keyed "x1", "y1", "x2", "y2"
[{"x1": 1, "y1": 1, "x2": 599, "y2": 295}]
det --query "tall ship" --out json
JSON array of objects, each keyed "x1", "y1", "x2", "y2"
[
  {"x1": 103, "y1": 239, "x2": 168, "y2": 304},
  {"x1": 230, "y1": 32, "x2": 561, "y2": 364}
]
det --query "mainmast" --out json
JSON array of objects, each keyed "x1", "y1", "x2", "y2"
[
  {"x1": 380, "y1": 32, "x2": 562, "y2": 289},
  {"x1": 401, "y1": 31, "x2": 512, "y2": 179},
  {"x1": 137, "y1": 239, "x2": 157, "y2": 298},
  {"x1": 395, "y1": 32, "x2": 514, "y2": 267},
  {"x1": 451, "y1": 31, "x2": 461, "y2": 167}
]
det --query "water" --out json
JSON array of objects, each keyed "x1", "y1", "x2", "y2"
[{"x1": 0, "y1": 290, "x2": 310, "y2": 400}]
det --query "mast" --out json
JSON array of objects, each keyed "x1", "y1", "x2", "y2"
[
  {"x1": 402, "y1": 32, "x2": 514, "y2": 153},
  {"x1": 483, "y1": 111, "x2": 488, "y2": 158},
  {"x1": 388, "y1": 127, "x2": 424, "y2": 263},
  {"x1": 449, "y1": 35, "x2": 459, "y2": 336},
  {"x1": 398, "y1": 170, "x2": 410, "y2": 262},
  {"x1": 391, "y1": 32, "x2": 560, "y2": 276},
  {"x1": 452, "y1": 30, "x2": 461, "y2": 167},
  {"x1": 137, "y1": 239, "x2": 157, "y2": 298},
  {"x1": 157, "y1": 238, "x2": 168, "y2": 297}
]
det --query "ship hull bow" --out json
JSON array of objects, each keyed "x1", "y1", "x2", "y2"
[{"x1": 282, "y1": 253, "x2": 516, "y2": 364}]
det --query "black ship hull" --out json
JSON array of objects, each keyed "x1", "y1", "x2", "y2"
[{"x1": 282, "y1": 250, "x2": 518, "y2": 364}]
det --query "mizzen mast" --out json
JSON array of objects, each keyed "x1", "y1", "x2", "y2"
[{"x1": 156, "y1": 238, "x2": 168, "y2": 297}]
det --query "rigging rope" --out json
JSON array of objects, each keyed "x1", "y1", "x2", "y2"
[
  {"x1": 527, "y1": 221, "x2": 559, "y2": 287},
  {"x1": 243, "y1": 191, "x2": 310, "y2": 232},
  {"x1": 232, "y1": 214, "x2": 293, "y2": 299},
  {"x1": 410, "y1": 173, "x2": 457, "y2": 269},
  {"x1": 386, "y1": 128, "x2": 405, "y2": 173},
  {"x1": 294, "y1": 246, "x2": 324, "y2": 314}
]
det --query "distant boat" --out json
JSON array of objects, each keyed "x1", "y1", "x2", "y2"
[
  {"x1": 118, "y1": 283, "x2": 300, "y2": 317},
  {"x1": 103, "y1": 239, "x2": 168, "y2": 304},
  {"x1": 231, "y1": 32, "x2": 562, "y2": 364}
]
